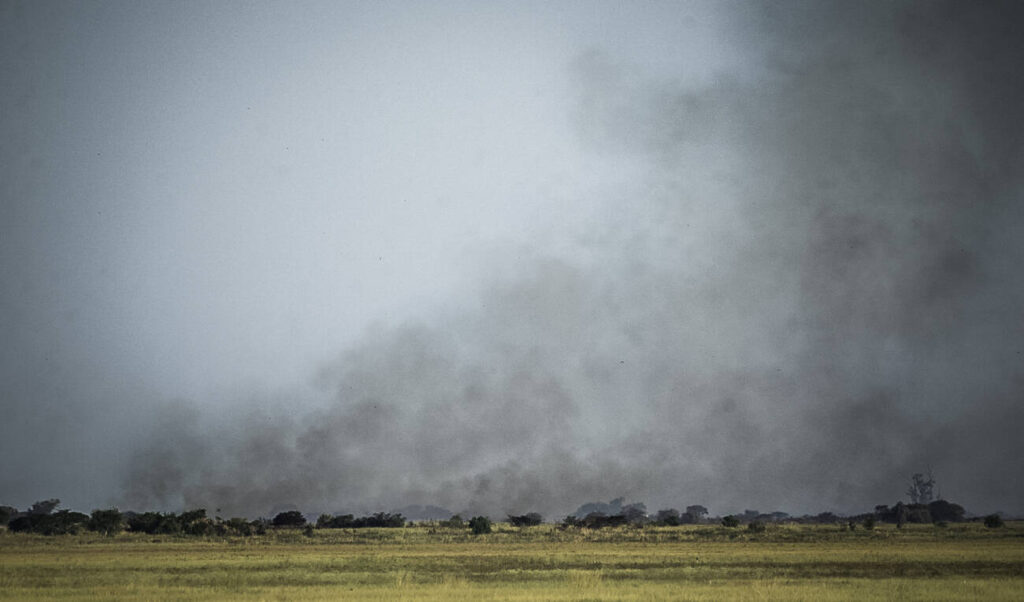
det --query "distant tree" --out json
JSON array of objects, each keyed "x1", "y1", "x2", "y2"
[
  {"x1": 561, "y1": 515, "x2": 583, "y2": 528},
  {"x1": 0, "y1": 506, "x2": 15, "y2": 525},
  {"x1": 654, "y1": 509, "x2": 681, "y2": 526},
  {"x1": 573, "y1": 497, "x2": 626, "y2": 518},
  {"x1": 816, "y1": 512, "x2": 839, "y2": 523},
  {"x1": 127, "y1": 512, "x2": 164, "y2": 534},
  {"x1": 185, "y1": 518, "x2": 216, "y2": 536},
  {"x1": 581, "y1": 513, "x2": 628, "y2": 529},
  {"x1": 322, "y1": 514, "x2": 355, "y2": 528},
  {"x1": 507, "y1": 512, "x2": 543, "y2": 527},
  {"x1": 441, "y1": 515, "x2": 465, "y2": 528},
  {"x1": 620, "y1": 503, "x2": 648, "y2": 525},
  {"x1": 902, "y1": 504, "x2": 932, "y2": 524},
  {"x1": 250, "y1": 518, "x2": 269, "y2": 535},
  {"x1": 314, "y1": 512, "x2": 404, "y2": 529},
  {"x1": 469, "y1": 516, "x2": 492, "y2": 534},
  {"x1": 907, "y1": 471, "x2": 936, "y2": 504},
  {"x1": 379, "y1": 512, "x2": 405, "y2": 527},
  {"x1": 180, "y1": 509, "x2": 207, "y2": 524},
  {"x1": 875, "y1": 503, "x2": 922, "y2": 524},
  {"x1": 88, "y1": 509, "x2": 123, "y2": 536},
  {"x1": 224, "y1": 517, "x2": 253, "y2": 536},
  {"x1": 984, "y1": 514, "x2": 1004, "y2": 529},
  {"x1": 10, "y1": 510, "x2": 89, "y2": 535},
  {"x1": 272, "y1": 510, "x2": 307, "y2": 528},
  {"x1": 41, "y1": 510, "x2": 90, "y2": 535},
  {"x1": 29, "y1": 499, "x2": 60, "y2": 516},
  {"x1": 156, "y1": 514, "x2": 183, "y2": 535},
  {"x1": 7, "y1": 516, "x2": 34, "y2": 532},
  {"x1": 177, "y1": 509, "x2": 217, "y2": 535},
  {"x1": 684, "y1": 505, "x2": 709, "y2": 523},
  {"x1": 721, "y1": 515, "x2": 740, "y2": 528},
  {"x1": 928, "y1": 500, "x2": 965, "y2": 523},
  {"x1": 358, "y1": 512, "x2": 404, "y2": 528},
  {"x1": 863, "y1": 516, "x2": 876, "y2": 530}
]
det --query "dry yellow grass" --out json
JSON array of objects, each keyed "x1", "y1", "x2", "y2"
[{"x1": 1, "y1": 522, "x2": 1022, "y2": 600}]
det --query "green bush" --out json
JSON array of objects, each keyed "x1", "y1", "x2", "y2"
[
  {"x1": 272, "y1": 510, "x2": 307, "y2": 528},
  {"x1": 10, "y1": 510, "x2": 90, "y2": 535},
  {"x1": 224, "y1": 517, "x2": 254, "y2": 536},
  {"x1": 469, "y1": 516, "x2": 492, "y2": 534},
  {"x1": 508, "y1": 512, "x2": 543, "y2": 527},
  {"x1": 88, "y1": 509, "x2": 123, "y2": 535},
  {"x1": 983, "y1": 514, "x2": 1004, "y2": 529},
  {"x1": 721, "y1": 515, "x2": 740, "y2": 528},
  {"x1": 747, "y1": 520, "x2": 766, "y2": 533},
  {"x1": 441, "y1": 514, "x2": 465, "y2": 528}
]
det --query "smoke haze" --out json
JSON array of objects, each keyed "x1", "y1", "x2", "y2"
[{"x1": 3, "y1": 1, "x2": 1023, "y2": 518}]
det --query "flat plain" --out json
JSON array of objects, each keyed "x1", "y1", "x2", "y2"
[{"x1": 1, "y1": 522, "x2": 1022, "y2": 600}]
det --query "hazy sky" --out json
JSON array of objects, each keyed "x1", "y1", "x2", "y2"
[{"x1": 2, "y1": 1, "x2": 1022, "y2": 518}]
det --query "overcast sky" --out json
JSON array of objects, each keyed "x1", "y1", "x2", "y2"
[{"x1": 2, "y1": 1, "x2": 1022, "y2": 518}]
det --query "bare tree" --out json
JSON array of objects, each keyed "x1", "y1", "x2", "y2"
[{"x1": 906, "y1": 471, "x2": 936, "y2": 504}]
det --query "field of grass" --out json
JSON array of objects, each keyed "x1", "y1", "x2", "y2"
[{"x1": 1, "y1": 522, "x2": 1022, "y2": 600}]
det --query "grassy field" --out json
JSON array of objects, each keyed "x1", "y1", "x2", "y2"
[{"x1": 1, "y1": 522, "x2": 1022, "y2": 600}]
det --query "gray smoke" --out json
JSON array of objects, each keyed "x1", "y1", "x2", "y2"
[{"x1": 116, "y1": 1, "x2": 1023, "y2": 518}]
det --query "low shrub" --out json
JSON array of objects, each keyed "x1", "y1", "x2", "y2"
[
  {"x1": 984, "y1": 514, "x2": 1004, "y2": 529},
  {"x1": 469, "y1": 516, "x2": 492, "y2": 534},
  {"x1": 508, "y1": 512, "x2": 543, "y2": 527}
]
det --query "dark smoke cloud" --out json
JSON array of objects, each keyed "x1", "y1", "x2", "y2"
[{"x1": 123, "y1": 1, "x2": 1024, "y2": 518}]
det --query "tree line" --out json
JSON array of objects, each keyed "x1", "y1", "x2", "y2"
[{"x1": 1, "y1": 484, "x2": 1009, "y2": 537}]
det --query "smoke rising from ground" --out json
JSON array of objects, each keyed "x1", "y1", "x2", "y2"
[
  {"x1": 124, "y1": 1, "x2": 1024, "y2": 518},
  {"x1": 6, "y1": 2, "x2": 1022, "y2": 518}
]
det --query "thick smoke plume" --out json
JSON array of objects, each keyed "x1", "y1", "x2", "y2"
[{"x1": 124, "y1": 1, "x2": 1024, "y2": 518}]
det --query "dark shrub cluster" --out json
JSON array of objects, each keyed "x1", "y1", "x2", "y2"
[
  {"x1": 89, "y1": 509, "x2": 124, "y2": 536},
  {"x1": 562, "y1": 512, "x2": 630, "y2": 529},
  {"x1": 272, "y1": 510, "x2": 306, "y2": 528},
  {"x1": 315, "y1": 512, "x2": 405, "y2": 529},
  {"x1": 468, "y1": 516, "x2": 492, "y2": 534},
  {"x1": 507, "y1": 512, "x2": 543, "y2": 527},
  {"x1": 440, "y1": 514, "x2": 465, "y2": 528},
  {"x1": 873, "y1": 500, "x2": 966, "y2": 525},
  {"x1": 9, "y1": 510, "x2": 91, "y2": 535},
  {"x1": 984, "y1": 514, "x2": 1005, "y2": 529},
  {"x1": 653, "y1": 509, "x2": 681, "y2": 526},
  {"x1": 1, "y1": 485, "x2": 991, "y2": 538},
  {"x1": 3, "y1": 500, "x2": 128, "y2": 536},
  {"x1": 126, "y1": 509, "x2": 261, "y2": 536}
]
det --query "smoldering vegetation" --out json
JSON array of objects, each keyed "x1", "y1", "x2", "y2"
[{"x1": 122, "y1": 1, "x2": 1024, "y2": 519}]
